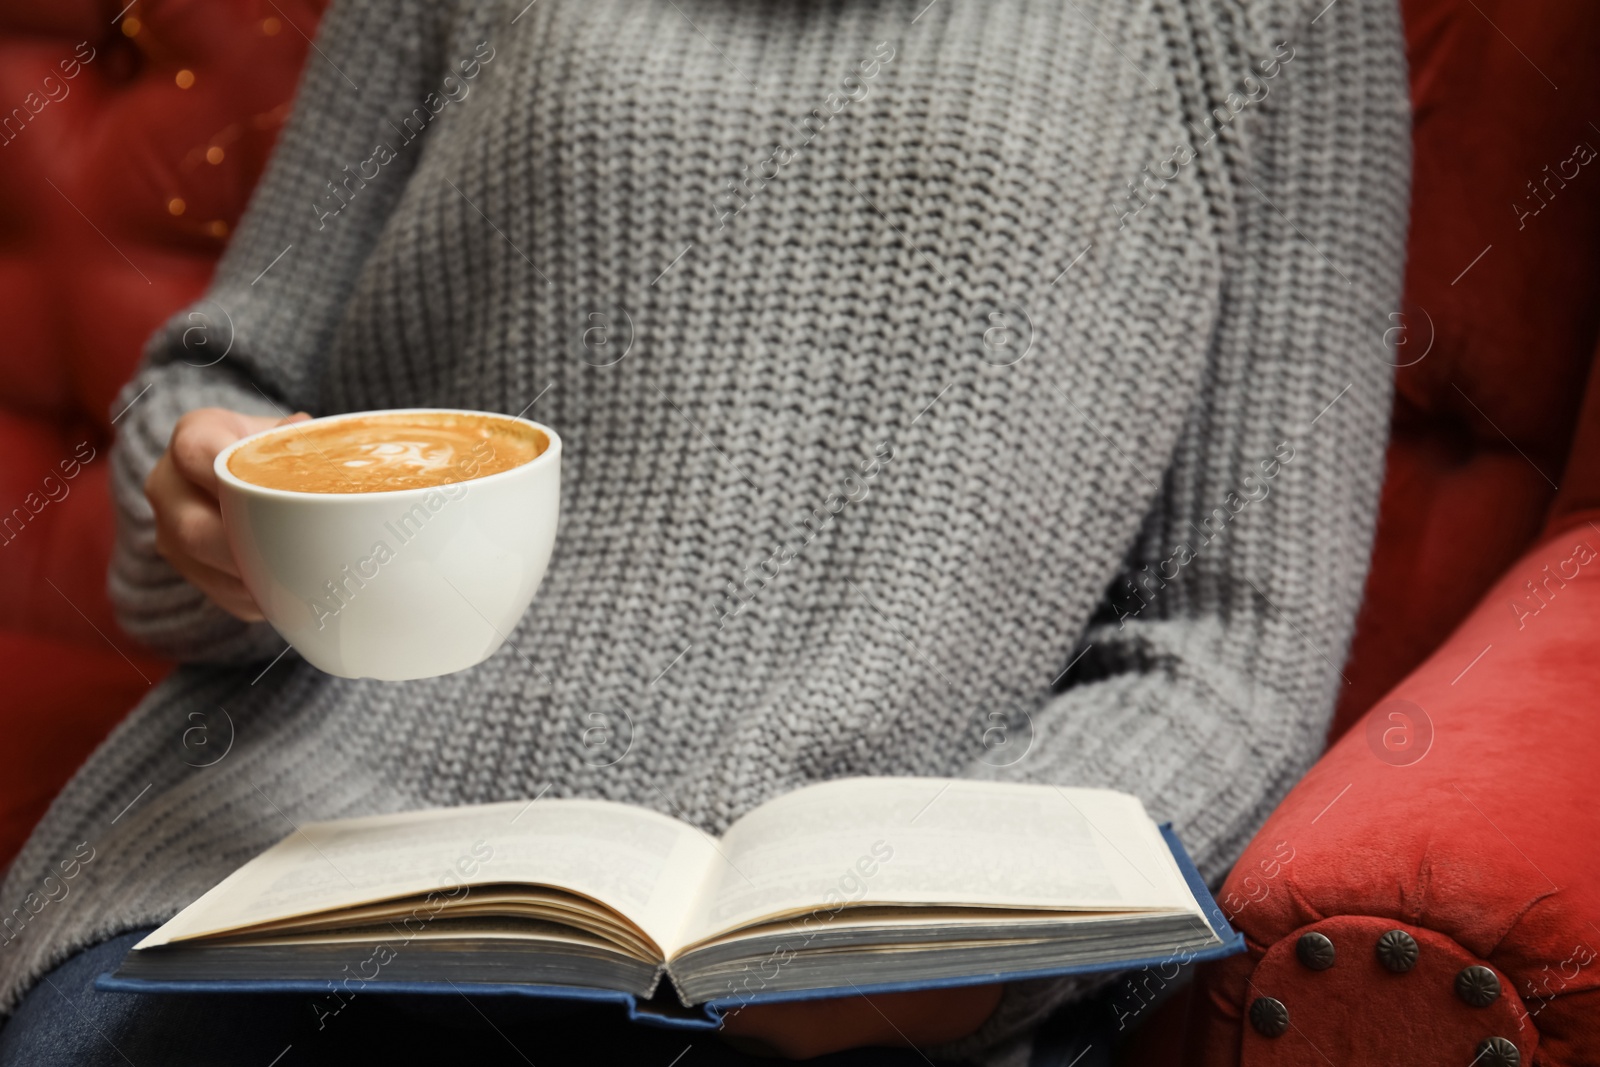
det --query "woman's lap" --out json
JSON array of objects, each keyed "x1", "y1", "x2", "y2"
[{"x1": 0, "y1": 931, "x2": 998, "y2": 1067}]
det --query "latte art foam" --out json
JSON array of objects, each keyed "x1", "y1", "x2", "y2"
[{"x1": 228, "y1": 412, "x2": 546, "y2": 494}]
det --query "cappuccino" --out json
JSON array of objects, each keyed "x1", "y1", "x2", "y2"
[{"x1": 228, "y1": 412, "x2": 546, "y2": 494}]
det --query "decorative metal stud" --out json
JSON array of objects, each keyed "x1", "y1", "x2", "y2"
[
  {"x1": 1476, "y1": 1036, "x2": 1519, "y2": 1067},
  {"x1": 1376, "y1": 929, "x2": 1419, "y2": 973},
  {"x1": 1295, "y1": 931, "x2": 1336, "y2": 970},
  {"x1": 1248, "y1": 996, "x2": 1289, "y2": 1038},
  {"x1": 1456, "y1": 965, "x2": 1501, "y2": 1007}
]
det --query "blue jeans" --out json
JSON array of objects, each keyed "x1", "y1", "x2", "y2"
[{"x1": 0, "y1": 931, "x2": 1117, "y2": 1066}]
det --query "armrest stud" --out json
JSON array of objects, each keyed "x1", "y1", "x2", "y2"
[
  {"x1": 1295, "y1": 932, "x2": 1336, "y2": 970},
  {"x1": 1375, "y1": 928, "x2": 1418, "y2": 973},
  {"x1": 1456, "y1": 965, "x2": 1502, "y2": 1007},
  {"x1": 1247, "y1": 997, "x2": 1289, "y2": 1038},
  {"x1": 1476, "y1": 1036, "x2": 1520, "y2": 1067}
]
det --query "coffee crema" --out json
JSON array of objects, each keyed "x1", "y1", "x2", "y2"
[{"x1": 227, "y1": 412, "x2": 547, "y2": 494}]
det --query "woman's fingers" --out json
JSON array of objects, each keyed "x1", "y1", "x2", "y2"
[
  {"x1": 163, "y1": 552, "x2": 266, "y2": 622},
  {"x1": 169, "y1": 409, "x2": 304, "y2": 497},
  {"x1": 148, "y1": 455, "x2": 240, "y2": 577},
  {"x1": 145, "y1": 406, "x2": 311, "y2": 622}
]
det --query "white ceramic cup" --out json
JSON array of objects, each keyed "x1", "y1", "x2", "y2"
[{"x1": 213, "y1": 408, "x2": 561, "y2": 680}]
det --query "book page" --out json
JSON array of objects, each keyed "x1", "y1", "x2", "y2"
[
  {"x1": 677, "y1": 778, "x2": 1194, "y2": 950},
  {"x1": 137, "y1": 799, "x2": 719, "y2": 956}
]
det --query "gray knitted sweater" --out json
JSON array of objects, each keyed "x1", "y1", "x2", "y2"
[{"x1": 0, "y1": 0, "x2": 1407, "y2": 1058}]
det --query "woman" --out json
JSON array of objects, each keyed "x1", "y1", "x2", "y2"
[{"x1": 0, "y1": 0, "x2": 1407, "y2": 1061}]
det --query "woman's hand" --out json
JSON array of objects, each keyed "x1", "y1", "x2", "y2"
[
  {"x1": 144, "y1": 407, "x2": 309, "y2": 620},
  {"x1": 718, "y1": 984, "x2": 1002, "y2": 1059}
]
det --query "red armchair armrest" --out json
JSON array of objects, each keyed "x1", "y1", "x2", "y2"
[{"x1": 1189, "y1": 513, "x2": 1600, "y2": 1066}]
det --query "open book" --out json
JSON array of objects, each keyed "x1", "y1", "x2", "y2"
[{"x1": 107, "y1": 778, "x2": 1239, "y2": 1020}]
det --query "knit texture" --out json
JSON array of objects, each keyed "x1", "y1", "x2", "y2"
[{"x1": 0, "y1": 0, "x2": 1408, "y2": 1058}]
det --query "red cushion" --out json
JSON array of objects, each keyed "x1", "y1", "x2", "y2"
[
  {"x1": 0, "y1": 631, "x2": 166, "y2": 873},
  {"x1": 0, "y1": 0, "x2": 324, "y2": 868},
  {"x1": 1192, "y1": 516, "x2": 1600, "y2": 1064},
  {"x1": 1334, "y1": 0, "x2": 1600, "y2": 738}
]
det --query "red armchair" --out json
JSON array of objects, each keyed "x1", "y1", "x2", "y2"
[
  {"x1": 1182, "y1": 0, "x2": 1600, "y2": 1062},
  {"x1": 0, "y1": 0, "x2": 324, "y2": 870},
  {"x1": 1192, "y1": 514, "x2": 1600, "y2": 1063}
]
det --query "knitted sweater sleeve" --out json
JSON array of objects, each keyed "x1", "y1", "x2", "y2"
[
  {"x1": 108, "y1": 0, "x2": 443, "y2": 661},
  {"x1": 938, "y1": 0, "x2": 1409, "y2": 1058}
]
